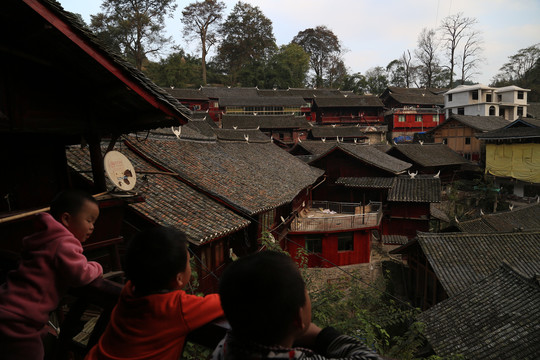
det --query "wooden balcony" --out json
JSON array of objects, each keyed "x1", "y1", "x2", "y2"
[{"x1": 290, "y1": 201, "x2": 382, "y2": 233}]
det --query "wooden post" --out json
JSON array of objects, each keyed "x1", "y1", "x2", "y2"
[{"x1": 88, "y1": 135, "x2": 107, "y2": 192}]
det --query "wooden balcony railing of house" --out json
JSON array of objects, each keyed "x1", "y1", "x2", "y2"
[
  {"x1": 320, "y1": 115, "x2": 383, "y2": 124},
  {"x1": 392, "y1": 107, "x2": 443, "y2": 114},
  {"x1": 290, "y1": 201, "x2": 382, "y2": 233}
]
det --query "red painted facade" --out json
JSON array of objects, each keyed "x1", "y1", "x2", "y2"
[
  {"x1": 286, "y1": 229, "x2": 373, "y2": 267},
  {"x1": 383, "y1": 202, "x2": 431, "y2": 239},
  {"x1": 389, "y1": 109, "x2": 445, "y2": 141}
]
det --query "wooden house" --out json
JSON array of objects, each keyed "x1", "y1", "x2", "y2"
[
  {"x1": 379, "y1": 87, "x2": 446, "y2": 142},
  {"x1": 476, "y1": 118, "x2": 540, "y2": 197},
  {"x1": 307, "y1": 143, "x2": 411, "y2": 201},
  {"x1": 387, "y1": 143, "x2": 472, "y2": 183},
  {"x1": 221, "y1": 114, "x2": 310, "y2": 148},
  {"x1": 417, "y1": 263, "x2": 540, "y2": 359},
  {"x1": 67, "y1": 138, "x2": 250, "y2": 294},
  {"x1": 0, "y1": 0, "x2": 190, "y2": 260},
  {"x1": 428, "y1": 114, "x2": 509, "y2": 163},
  {"x1": 336, "y1": 176, "x2": 441, "y2": 240},
  {"x1": 390, "y1": 231, "x2": 540, "y2": 310},
  {"x1": 309, "y1": 124, "x2": 388, "y2": 145},
  {"x1": 457, "y1": 203, "x2": 540, "y2": 233},
  {"x1": 311, "y1": 95, "x2": 385, "y2": 125},
  {"x1": 122, "y1": 127, "x2": 324, "y2": 256},
  {"x1": 163, "y1": 87, "x2": 211, "y2": 112},
  {"x1": 0, "y1": 0, "x2": 198, "y2": 355},
  {"x1": 285, "y1": 142, "x2": 411, "y2": 267}
]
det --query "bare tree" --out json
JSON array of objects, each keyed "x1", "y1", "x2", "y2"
[
  {"x1": 458, "y1": 30, "x2": 484, "y2": 84},
  {"x1": 401, "y1": 50, "x2": 414, "y2": 87},
  {"x1": 181, "y1": 0, "x2": 226, "y2": 85},
  {"x1": 440, "y1": 12, "x2": 478, "y2": 87},
  {"x1": 415, "y1": 28, "x2": 440, "y2": 88}
]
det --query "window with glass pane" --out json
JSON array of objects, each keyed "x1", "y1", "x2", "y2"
[
  {"x1": 337, "y1": 232, "x2": 354, "y2": 251},
  {"x1": 305, "y1": 235, "x2": 322, "y2": 253},
  {"x1": 398, "y1": 115, "x2": 405, "y2": 122}
]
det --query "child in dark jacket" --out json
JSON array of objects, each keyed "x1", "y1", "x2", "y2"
[
  {"x1": 85, "y1": 226, "x2": 224, "y2": 360},
  {"x1": 213, "y1": 250, "x2": 383, "y2": 360},
  {"x1": 0, "y1": 189, "x2": 103, "y2": 360}
]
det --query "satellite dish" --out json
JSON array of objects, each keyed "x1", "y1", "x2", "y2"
[{"x1": 104, "y1": 151, "x2": 137, "y2": 191}]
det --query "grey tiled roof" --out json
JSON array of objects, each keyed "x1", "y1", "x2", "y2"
[
  {"x1": 382, "y1": 235, "x2": 409, "y2": 245},
  {"x1": 311, "y1": 126, "x2": 371, "y2": 138},
  {"x1": 417, "y1": 264, "x2": 540, "y2": 360},
  {"x1": 199, "y1": 86, "x2": 259, "y2": 99},
  {"x1": 294, "y1": 141, "x2": 335, "y2": 156},
  {"x1": 124, "y1": 135, "x2": 324, "y2": 215},
  {"x1": 313, "y1": 96, "x2": 384, "y2": 108},
  {"x1": 66, "y1": 145, "x2": 250, "y2": 244},
  {"x1": 311, "y1": 143, "x2": 411, "y2": 175},
  {"x1": 458, "y1": 203, "x2": 540, "y2": 233},
  {"x1": 476, "y1": 118, "x2": 540, "y2": 140},
  {"x1": 390, "y1": 144, "x2": 470, "y2": 167},
  {"x1": 528, "y1": 102, "x2": 540, "y2": 118},
  {"x1": 336, "y1": 177, "x2": 395, "y2": 189},
  {"x1": 416, "y1": 231, "x2": 540, "y2": 296},
  {"x1": 222, "y1": 114, "x2": 310, "y2": 129},
  {"x1": 387, "y1": 176, "x2": 441, "y2": 202},
  {"x1": 337, "y1": 176, "x2": 441, "y2": 202},
  {"x1": 285, "y1": 88, "x2": 344, "y2": 98},
  {"x1": 214, "y1": 129, "x2": 272, "y2": 143},
  {"x1": 219, "y1": 96, "x2": 306, "y2": 107},
  {"x1": 441, "y1": 115, "x2": 510, "y2": 132},
  {"x1": 162, "y1": 88, "x2": 209, "y2": 101},
  {"x1": 148, "y1": 120, "x2": 217, "y2": 142},
  {"x1": 383, "y1": 87, "x2": 445, "y2": 106}
]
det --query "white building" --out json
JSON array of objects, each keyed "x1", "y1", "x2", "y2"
[{"x1": 444, "y1": 84, "x2": 529, "y2": 121}]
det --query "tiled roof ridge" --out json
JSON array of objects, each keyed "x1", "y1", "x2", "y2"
[{"x1": 122, "y1": 138, "x2": 256, "y2": 216}]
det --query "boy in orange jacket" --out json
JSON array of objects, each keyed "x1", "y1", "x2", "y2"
[{"x1": 86, "y1": 226, "x2": 224, "y2": 360}]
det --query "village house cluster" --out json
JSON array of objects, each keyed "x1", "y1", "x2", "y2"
[{"x1": 1, "y1": 1, "x2": 539, "y2": 359}]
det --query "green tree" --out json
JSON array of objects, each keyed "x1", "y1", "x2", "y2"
[
  {"x1": 292, "y1": 26, "x2": 342, "y2": 88},
  {"x1": 364, "y1": 67, "x2": 389, "y2": 96},
  {"x1": 266, "y1": 43, "x2": 310, "y2": 88},
  {"x1": 216, "y1": 1, "x2": 277, "y2": 85},
  {"x1": 326, "y1": 55, "x2": 349, "y2": 89},
  {"x1": 493, "y1": 44, "x2": 540, "y2": 83},
  {"x1": 181, "y1": 0, "x2": 226, "y2": 85},
  {"x1": 90, "y1": 0, "x2": 177, "y2": 70},
  {"x1": 340, "y1": 72, "x2": 368, "y2": 94},
  {"x1": 144, "y1": 50, "x2": 202, "y2": 87}
]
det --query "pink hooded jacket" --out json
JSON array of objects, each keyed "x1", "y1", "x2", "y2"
[{"x1": 0, "y1": 212, "x2": 103, "y2": 327}]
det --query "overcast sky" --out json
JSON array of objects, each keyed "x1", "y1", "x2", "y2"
[{"x1": 59, "y1": 0, "x2": 540, "y2": 85}]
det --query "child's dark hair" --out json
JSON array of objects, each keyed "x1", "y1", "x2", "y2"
[
  {"x1": 49, "y1": 189, "x2": 98, "y2": 220},
  {"x1": 219, "y1": 250, "x2": 306, "y2": 345},
  {"x1": 125, "y1": 227, "x2": 189, "y2": 295}
]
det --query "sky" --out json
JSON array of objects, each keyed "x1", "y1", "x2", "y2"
[{"x1": 58, "y1": 0, "x2": 540, "y2": 85}]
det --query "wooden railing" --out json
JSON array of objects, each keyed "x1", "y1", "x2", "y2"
[{"x1": 290, "y1": 201, "x2": 382, "y2": 232}]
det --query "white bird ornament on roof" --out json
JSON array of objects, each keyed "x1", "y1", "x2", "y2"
[{"x1": 171, "y1": 126, "x2": 181, "y2": 139}]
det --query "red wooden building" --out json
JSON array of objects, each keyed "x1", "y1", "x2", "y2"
[
  {"x1": 380, "y1": 87, "x2": 446, "y2": 142},
  {"x1": 286, "y1": 142, "x2": 411, "y2": 267}
]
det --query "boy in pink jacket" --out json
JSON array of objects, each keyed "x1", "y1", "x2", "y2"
[{"x1": 0, "y1": 189, "x2": 103, "y2": 360}]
